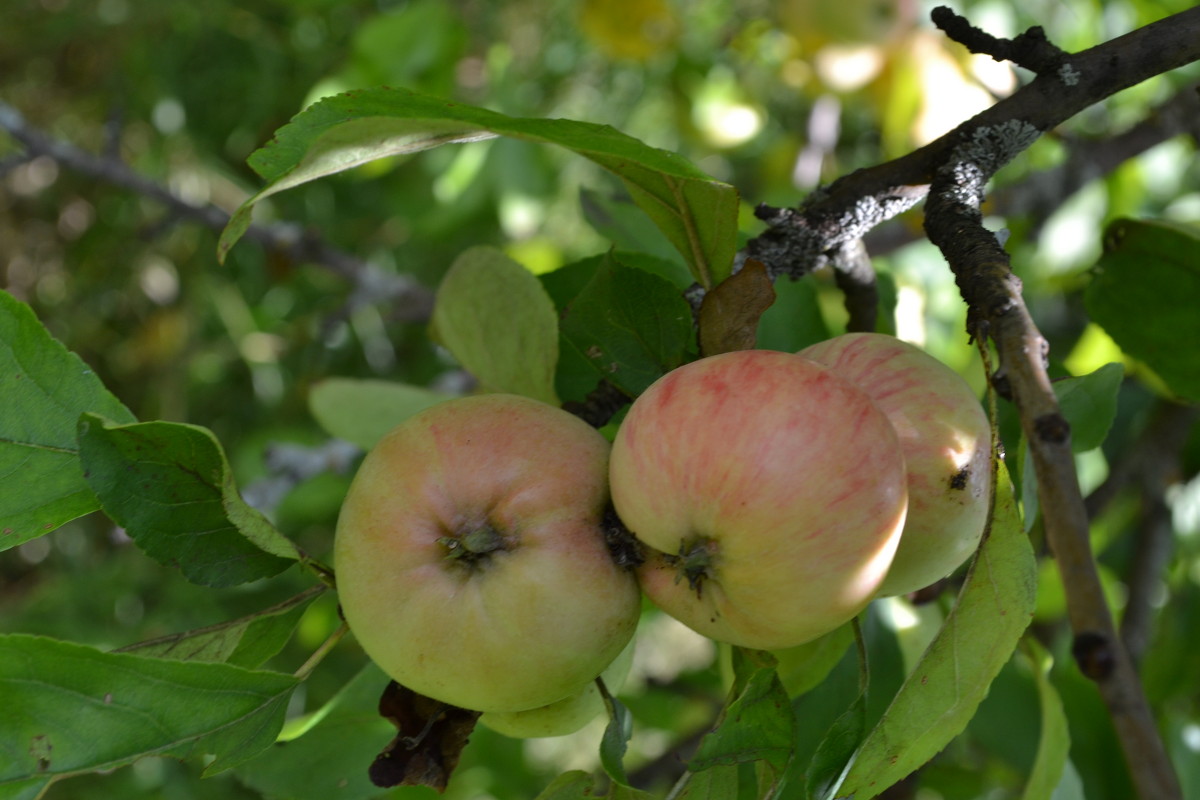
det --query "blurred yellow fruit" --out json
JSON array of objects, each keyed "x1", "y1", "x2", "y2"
[
  {"x1": 580, "y1": 0, "x2": 679, "y2": 61},
  {"x1": 781, "y1": 0, "x2": 915, "y2": 49}
]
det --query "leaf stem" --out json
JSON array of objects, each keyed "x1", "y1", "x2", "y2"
[{"x1": 294, "y1": 621, "x2": 348, "y2": 681}]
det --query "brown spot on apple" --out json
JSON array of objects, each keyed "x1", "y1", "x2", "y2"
[{"x1": 949, "y1": 465, "x2": 970, "y2": 490}]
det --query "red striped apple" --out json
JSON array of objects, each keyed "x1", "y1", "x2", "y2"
[
  {"x1": 799, "y1": 333, "x2": 992, "y2": 596},
  {"x1": 609, "y1": 350, "x2": 908, "y2": 650},
  {"x1": 334, "y1": 394, "x2": 641, "y2": 713}
]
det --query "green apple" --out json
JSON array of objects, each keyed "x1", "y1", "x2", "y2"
[
  {"x1": 334, "y1": 394, "x2": 641, "y2": 713},
  {"x1": 799, "y1": 333, "x2": 992, "y2": 596},
  {"x1": 479, "y1": 636, "x2": 636, "y2": 738},
  {"x1": 609, "y1": 350, "x2": 908, "y2": 650}
]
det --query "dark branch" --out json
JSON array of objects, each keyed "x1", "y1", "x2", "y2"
[
  {"x1": 931, "y1": 6, "x2": 1067, "y2": 72},
  {"x1": 829, "y1": 239, "x2": 878, "y2": 333}
]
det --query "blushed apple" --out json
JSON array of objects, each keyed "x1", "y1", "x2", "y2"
[
  {"x1": 799, "y1": 333, "x2": 992, "y2": 596},
  {"x1": 609, "y1": 350, "x2": 908, "y2": 650},
  {"x1": 334, "y1": 394, "x2": 641, "y2": 713}
]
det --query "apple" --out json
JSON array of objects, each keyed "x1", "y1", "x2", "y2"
[
  {"x1": 334, "y1": 393, "x2": 641, "y2": 713},
  {"x1": 609, "y1": 350, "x2": 908, "y2": 650},
  {"x1": 799, "y1": 333, "x2": 992, "y2": 596},
  {"x1": 478, "y1": 636, "x2": 636, "y2": 738}
]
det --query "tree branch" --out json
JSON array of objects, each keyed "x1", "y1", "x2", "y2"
[
  {"x1": 829, "y1": 238, "x2": 878, "y2": 333},
  {"x1": 914, "y1": 11, "x2": 1199, "y2": 798},
  {"x1": 864, "y1": 85, "x2": 1200, "y2": 255},
  {"x1": 0, "y1": 101, "x2": 434, "y2": 322},
  {"x1": 738, "y1": 7, "x2": 1200, "y2": 798},
  {"x1": 745, "y1": 5, "x2": 1200, "y2": 280}
]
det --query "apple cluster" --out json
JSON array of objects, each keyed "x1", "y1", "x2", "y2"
[{"x1": 333, "y1": 333, "x2": 991, "y2": 738}]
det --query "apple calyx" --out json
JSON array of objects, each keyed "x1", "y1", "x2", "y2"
[
  {"x1": 438, "y1": 524, "x2": 509, "y2": 567},
  {"x1": 666, "y1": 538, "x2": 718, "y2": 596}
]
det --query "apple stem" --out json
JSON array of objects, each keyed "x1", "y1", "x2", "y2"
[
  {"x1": 668, "y1": 538, "x2": 717, "y2": 597},
  {"x1": 438, "y1": 524, "x2": 507, "y2": 563}
]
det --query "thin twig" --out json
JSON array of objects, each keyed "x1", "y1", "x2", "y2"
[{"x1": 0, "y1": 101, "x2": 434, "y2": 322}]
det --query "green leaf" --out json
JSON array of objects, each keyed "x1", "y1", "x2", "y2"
[
  {"x1": 218, "y1": 87, "x2": 738, "y2": 288},
  {"x1": 308, "y1": 378, "x2": 453, "y2": 450},
  {"x1": 560, "y1": 253, "x2": 694, "y2": 397},
  {"x1": 755, "y1": 276, "x2": 830, "y2": 354},
  {"x1": 235, "y1": 663, "x2": 397, "y2": 800},
  {"x1": 0, "y1": 634, "x2": 298, "y2": 788},
  {"x1": 533, "y1": 771, "x2": 601, "y2": 800},
  {"x1": 530, "y1": 771, "x2": 656, "y2": 800},
  {"x1": 599, "y1": 694, "x2": 635, "y2": 787},
  {"x1": 0, "y1": 777, "x2": 45, "y2": 800},
  {"x1": 114, "y1": 586, "x2": 324, "y2": 669},
  {"x1": 806, "y1": 694, "x2": 865, "y2": 800},
  {"x1": 431, "y1": 246, "x2": 561, "y2": 406},
  {"x1": 835, "y1": 464, "x2": 1037, "y2": 799},
  {"x1": 1084, "y1": 218, "x2": 1200, "y2": 401},
  {"x1": 772, "y1": 623, "x2": 854, "y2": 698},
  {"x1": 579, "y1": 188, "x2": 686, "y2": 266},
  {"x1": 806, "y1": 622, "x2": 868, "y2": 800},
  {"x1": 0, "y1": 290, "x2": 136, "y2": 550},
  {"x1": 675, "y1": 764, "x2": 744, "y2": 800},
  {"x1": 1020, "y1": 640, "x2": 1070, "y2": 800},
  {"x1": 1054, "y1": 363, "x2": 1124, "y2": 452},
  {"x1": 690, "y1": 649, "x2": 796, "y2": 775},
  {"x1": 77, "y1": 415, "x2": 299, "y2": 587}
]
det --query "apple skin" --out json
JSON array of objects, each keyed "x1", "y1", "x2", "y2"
[
  {"x1": 478, "y1": 636, "x2": 636, "y2": 738},
  {"x1": 334, "y1": 393, "x2": 641, "y2": 713},
  {"x1": 609, "y1": 350, "x2": 908, "y2": 650},
  {"x1": 799, "y1": 333, "x2": 992, "y2": 596}
]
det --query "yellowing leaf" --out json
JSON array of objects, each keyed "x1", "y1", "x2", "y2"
[{"x1": 431, "y1": 247, "x2": 560, "y2": 406}]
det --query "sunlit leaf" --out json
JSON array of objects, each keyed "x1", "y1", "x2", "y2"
[
  {"x1": 835, "y1": 464, "x2": 1036, "y2": 799},
  {"x1": 431, "y1": 246, "x2": 560, "y2": 406},
  {"x1": 0, "y1": 290, "x2": 136, "y2": 550},
  {"x1": 1085, "y1": 218, "x2": 1200, "y2": 402},
  {"x1": 77, "y1": 415, "x2": 299, "y2": 587},
  {"x1": 0, "y1": 635, "x2": 298, "y2": 787},
  {"x1": 309, "y1": 378, "x2": 453, "y2": 450},
  {"x1": 218, "y1": 87, "x2": 737, "y2": 288}
]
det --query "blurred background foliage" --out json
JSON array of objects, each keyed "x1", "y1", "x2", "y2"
[{"x1": 2, "y1": 0, "x2": 1199, "y2": 798}]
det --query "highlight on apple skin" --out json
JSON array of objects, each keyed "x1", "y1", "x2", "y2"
[
  {"x1": 334, "y1": 393, "x2": 641, "y2": 714},
  {"x1": 609, "y1": 349, "x2": 909, "y2": 650},
  {"x1": 800, "y1": 333, "x2": 992, "y2": 596}
]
